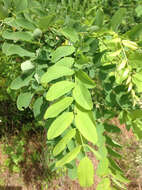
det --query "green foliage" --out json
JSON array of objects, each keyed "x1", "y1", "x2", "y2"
[
  {"x1": 1, "y1": 0, "x2": 142, "y2": 188},
  {"x1": 77, "y1": 157, "x2": 94, "y2": 187}
]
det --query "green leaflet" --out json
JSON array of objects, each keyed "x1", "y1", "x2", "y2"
[
  {"x1": 75, "y1": 109, "x2": 97, "y2": 145},
  {"x1": 96, "y1": 158, "x2": 109, "y2": 176},
  {"x1": 135, "y1": 5, "x2": 142, "y2": 17},
  {"x1": 107, "y1": 146, "x2": 122, "y2": 158},
  {"x1": 111, "y1": 178, "x2": 127, "y2": 190},
  {"x1": 56, "y1": 145, "x2": 81, "y2": 167},
  {"x1": 111, "y1": 8, "x2": 126, "y2": 32},
  {"x1": 68, "y1": 160, "x2": 77, "y2": 180},
  {"x1": 4, "y1": 17, "x2": 21, "y2": 29},
  {"x1": 132, "y1": 77, "x2": 142, "y2": 93},
  {"x1": 108, "y1": 158, "x2": 123, "y2": 173},
  {"x1": 60, "y1": 27, "x2": 79, "y2": 43},
  {"x1": 2, "y1": 31, "x2": 33, "y2": 42},
  {"x1": 10, "y1": 74, "x2": 34, "y2": 90},
  {"x1": 44, "y1": 97, "x2": 73, "y2": 119},
  {"x1": 73, "y1": 83, "x2": 93, "y2": 110},
  {"x1": 93, "y1": 9, "x2": 104, "y2": 28},
  {"x1": 4, "y1": 0, "x2": 12, "y2": 9},
  {"x1": 98, "y1": 146, "x2": 108, "y2": 158},
  {"x1": 111, "y1": 172, "x2": 130, "y2": 184},
  {"x1": 55, "y1": 57, "x2": 74, "y2": 68},
  {"x1": 132, "y1": 121, "x2": 142, "y2": 140},
  {"x1": 38, "y1": 15, "x2": 55, "y2": 30},
  {"x1": 104, "y1": 123, "x2": 121, "y2": 133},
  {"x1": 105, "y1": 135, "x2": 122, "y2": 148},
  {"x1": 33, "y1": 97, "x2": 43, "y2": 118},
  {"x1": 41, "y1": 65, "x2": 74, "y2": 84},
  {"x1": 129, "y1": 52, "x2": 142, "y2": 68},
  {"x1": 129, "y1": 109, "x2": 142, "y2": 120},
  {"x1": 53, "y1": 128, "x2": 76, "y2": 156},
  {"x1": 96, "y1": 124, "x2": 105, "y2": 147},
  {"x1": 21, "y1": 60, "x2": 35, "y2": 72},
  {"x1": 132, "y1": 71, "x2": 142, "y2": 92},
  {"x1": 77, "y1": 157, "x2": 94, "y2": 187},
  {"x1": 15, "y1": 17, "x2": 36, "y2": 30},
  {"x1": 133, "y1": 72, "x2": 142, "y2": 82},
  {"x1": 51, "y1": 46, "x2": 75, "y2": 63},
  {"x1": 47, "y1": 112, "x2": 74, "y2": 140},
  {"x1": 13, "y1": 0, "x2": 28, "y2": 12},
  {"x1": 75, "y1": 70, "x2": 95, "y2": 89},
  {"x1": 46, "y1": 81, "x2": 75, "y2": 101},
  {"x1": 126, "y1": 23, "x2": 142, "y2": 40},
  {"x1": 96, "y1": 178, "x2": 111, "y2": 190},
  {"x1": 2, "y1": 43, "x2": 35, "y2": 57},
  {"x1": 17, "y1": 92, "x2": 33, "y2": 111},
  {"x1": 0, "y1": 4, "x2": 8, "y2": 19}
]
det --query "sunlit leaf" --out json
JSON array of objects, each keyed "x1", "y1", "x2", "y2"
[
  {"x1": 77, "y1": 157, "x2": 94, "y2": 187},
  {"x1": 47, "y1": 112, "x2": 74, "y2": 140},
  {"x1": 46, "y1": 81, "x2": 75, "y2": 101},
  {"x1": 56, "y1": 146, "x2": 81, "y2": 167},
  {"x1": 53, "y1": 128, "x2": 76, "y2": 156},
  {"x1": 73, "y1": 83, "x2": 93, "y2": 110},
  {"x1": 44, "y1": 97, "x2": 73, "y2": 119},
  {"x1": 75, "y1": 109, "x2": 97, "y2": 145},
  {"x1": 51, "y1": 46, "x2": 75, "y2": 62}
]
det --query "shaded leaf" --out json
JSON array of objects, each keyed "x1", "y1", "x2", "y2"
[
  {"x1": 13, "y1": 0, "x2": 28, "y2": 12},
  {"x1": 15, "y1": 17, "x2": 36, "y2": 30},
  {"x1": 10, "y1": 74, "x2": 33, "y2": 90},
  {"x1": 93, "y1": 9, "x2": 104, "y2": 28},
  {"x1": 104, "y1": 123, "x2": 121, "y2": 133},
  {"x1": 107, "y1": 146, "x2": 122, "y2": 158},
  {"x1": 33, "y1": 97, "x2": 43, "y2": 118},
  {"x1": 17, "y1": 92, "x2": 33, "y2": 111},
  {"x1": 38, "y1": 15, "x2": 55, "y2": 30},
  {"x1": 2, "y1": 43, "x2": 35, "y2": 57},
  {"x1": 2, "y1": 31, "x2": 33, "y2": 41},
  {"x1": 111, "y1": 8, "x2": 126, "y2": 32},
  {"x1": 60, "y1": 27, "x2": 79, "y2": 43}
]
